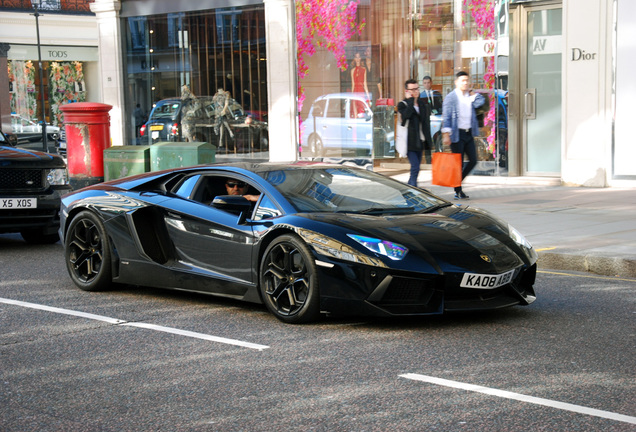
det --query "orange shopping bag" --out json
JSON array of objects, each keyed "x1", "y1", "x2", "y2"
[{"x1": 431, "y1": 152, "x2": 462, "y2": 187}]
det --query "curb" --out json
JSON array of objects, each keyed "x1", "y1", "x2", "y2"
[{"x1": 538, "y1": 252, "x2": 636, "y2": 278}]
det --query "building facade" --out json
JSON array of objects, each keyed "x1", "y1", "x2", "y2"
[
  {"x1": 2, "y1": 0, "x2": 634, "y2": 187},
  {"x1": 0, "y1": 0, "x2": 98, "y2": 135}
]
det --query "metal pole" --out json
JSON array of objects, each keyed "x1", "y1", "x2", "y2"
[{"x1": 32, "y1": 3, "x2": 48, "y2": 153}]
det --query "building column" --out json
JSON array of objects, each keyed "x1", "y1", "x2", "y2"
[
  {"x1": 90, "y1": 0, "x2": 125, "y2": 147},
  {"x1": 264, "y1": 0, "x2": 298, "y2": 162},
  {"x1": 0, "y1": 43, "x2": 10, "y2": 133}
]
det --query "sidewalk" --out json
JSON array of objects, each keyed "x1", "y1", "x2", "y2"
[{"x1": 380, "y1": 168, "x2": 636, "y2": 278}]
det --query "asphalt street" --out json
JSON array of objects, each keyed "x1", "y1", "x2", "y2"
[{"x1": 1, "y1": 234, "x2": 635, "y2": 431}]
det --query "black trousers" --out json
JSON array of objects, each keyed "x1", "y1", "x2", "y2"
[{"x1": 450, "y1": 129, "x2": 477, "y2": 193}]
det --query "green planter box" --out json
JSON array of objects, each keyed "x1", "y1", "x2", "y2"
[
  {"x1": 150, "y1": 141, "x2": 216, "y2": 171},
  {"x1": 103, "y1": 145, "x2": 151, "y2": 181}
]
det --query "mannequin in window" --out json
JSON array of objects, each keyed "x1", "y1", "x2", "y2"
[
  {"x1": 364, "y1": 46, "x2": 381, "y2": 103},
  {"x1": 212, "y1": 88, "x2": 234, "y2": 145},
  {"x1": 180, "y1": 85, "x2": 200, "y2": 142},
  {"x1": 351, "y1": 51, "x2": 370, "y2": 117}
]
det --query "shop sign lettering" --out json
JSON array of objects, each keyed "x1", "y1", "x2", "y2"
[
  {"x1": 47, "y1": 50, "x2": 69, "y2": 58},
  {"x1": 571, "y1": 48, "x2": 596, "y2": 61}
]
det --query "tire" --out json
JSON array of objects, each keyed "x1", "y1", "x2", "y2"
[
  {"x1": 64, "y1": 210, "x2": 112, "y2": 292},
  {"x1": 308, "y1": 134, "x2": 323, "y2": 157},
  {"x1": 259, "y1": 234, "x2": 320, "y2": 323},
  {"x1": 20, "y1": 229, "x2": 59, "y2": 244}
]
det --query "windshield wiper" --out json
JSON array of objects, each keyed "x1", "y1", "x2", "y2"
[
  {"x1": 354, "y1": 207, "x2": 416, "y2": 215},
  {"x1": 416, "y1": 203, "x2": 453, "y2": 214}
]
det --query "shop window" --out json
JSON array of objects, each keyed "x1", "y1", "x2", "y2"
[
  {"x1": 124, "y1": 5, "x2": 268, "y2": 161},
  {"x1": 297, "y1": 0, "x2": 501, "y2": 175}
]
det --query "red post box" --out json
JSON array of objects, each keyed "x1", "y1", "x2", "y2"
[{"x1": 60, "y1": 102, "x2": 113, "y2": 189}]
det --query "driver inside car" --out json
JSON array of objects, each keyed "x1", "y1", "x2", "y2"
[{"x1": 225, "y1": 179, "x2": 260, "y2": 202}]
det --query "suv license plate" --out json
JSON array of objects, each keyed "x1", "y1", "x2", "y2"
[
  {"x1": 460, "y1": 269, "x2": 515, "y2": 289},
  {"x1": 1, "y1": 198, "x2": 37, "y2": 209}
]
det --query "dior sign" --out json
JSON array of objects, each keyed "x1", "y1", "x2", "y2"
[{"x1": 571, "y1": 48, "x2": 596, "y2": 61}]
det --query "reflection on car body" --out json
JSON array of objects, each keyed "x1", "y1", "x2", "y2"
[{"x1": 60, "y1": 162, "x2": 537, "y2": 324}]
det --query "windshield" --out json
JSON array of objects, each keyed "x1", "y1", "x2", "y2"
[{"x1": 259, "y1": 167, "x2": 448, "y2": 214}]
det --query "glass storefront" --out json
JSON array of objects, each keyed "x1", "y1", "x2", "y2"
[
  {"x1": 123, "y1": 5, "x2": 269, "y2": 160},
  {"x1": 296, "y1": 0, "x2": 506, "y2": 175},
  {"x1": 7, "y1": 45, "x2": 97, "y2": 129}
]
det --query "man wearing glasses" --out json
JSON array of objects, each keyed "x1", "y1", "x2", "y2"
[
  {"x1": 225, "y1": 179, "x2": 260, "y2": 202},
  {"x1": 397, "y1": 79, "x2": 433, "y2": 187}
]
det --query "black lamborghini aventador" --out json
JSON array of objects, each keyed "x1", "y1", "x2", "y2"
[{"x1": 60, "y1": 162, "x2": 537, "y2": 323}]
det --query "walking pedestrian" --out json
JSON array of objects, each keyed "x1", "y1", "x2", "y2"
[
  {"x1": 398, "y1": 79, "x2": 433, "y2": 187},
  {"x1": 441, "y1": 71, "x2": 485, "y2": 199}
]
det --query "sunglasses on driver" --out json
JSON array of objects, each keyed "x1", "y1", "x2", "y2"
[{"x1": 226, "y1": 181, "x2": 247, "y2": 188}]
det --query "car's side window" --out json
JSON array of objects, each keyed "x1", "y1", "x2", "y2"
[
  {"x1": 312, "y1": 100, "x2": 326, "y2": 117},
  {"x1": 253, "y1": 195, "x2": 281, "y2": 221},
  {"x1": 326, "y1": 98, "x2": 345, "y2": 119},
  {"x1": 173, "y1": 174, "x2": 202, "y2": 200}
]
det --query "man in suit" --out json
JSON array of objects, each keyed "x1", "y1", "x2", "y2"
[
  {"x1": 420, "y1": 76, "x2": 443, "y2": 115},
  {"x1": 398, "y1": 79, "x2": 433, "y2": 187},
  {"x1": 441, "y1": 71, "x2": 486, "y2": 199}
]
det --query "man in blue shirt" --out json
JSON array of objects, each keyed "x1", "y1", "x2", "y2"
[{"x1": 441, "y1": 71, "x2": 486, "y2": 199}]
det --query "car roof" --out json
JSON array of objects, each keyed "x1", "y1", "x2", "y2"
[{"x1": 314, "y1": 92, "x2": 369, "y2": 101}]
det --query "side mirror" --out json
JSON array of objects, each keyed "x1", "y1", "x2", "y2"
[{"x1": 6, "y1": 133, "x2": 18, "y2": 147}]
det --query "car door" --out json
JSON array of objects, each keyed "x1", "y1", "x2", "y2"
[
  {"x1": 155, "y1": 174, "x2": 257, "y2": 296},
  {"x1": 322, "y1": 97, "x2": 348, "y2": 151},
  {"x1": 344, "y1": 97, "x2": 373, "y2": 153}
]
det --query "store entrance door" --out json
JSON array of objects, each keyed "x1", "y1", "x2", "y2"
[{"x1": 510, "y1": 2, "x2": 562, "y2": 176}]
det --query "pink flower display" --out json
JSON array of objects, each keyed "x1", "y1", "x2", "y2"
[
  {"x1": 296, "y1": 0, "x2": 365, "y2": 113},
  {"x1": 463, "y1": 0, "x2": 497, "y2": 157}
]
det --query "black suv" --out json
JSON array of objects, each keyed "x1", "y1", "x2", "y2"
[{"x1": 0, "y1": 128, "x2": 71, "y2": 243}]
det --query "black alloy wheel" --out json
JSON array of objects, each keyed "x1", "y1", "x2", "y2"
[
  {"x1": 260, "y1": 234, "x2": 320, "y2": 323},
  {"x1": 65, "y1": 211, "x2": 112, "y2": 291}
]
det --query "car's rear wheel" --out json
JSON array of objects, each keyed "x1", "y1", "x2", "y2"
[
  {"x1": 65, "y1": 210, "x2": 112, "y2": 292},
  {"x1": 259, "y1": 234, "x2": 320, "y2": 323},
  {"x1": 308, "y1": 134, "x2": 323, "y2": 156}
]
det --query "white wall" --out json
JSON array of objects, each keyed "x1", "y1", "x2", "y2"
[
  {"x1": 561, "y1": 0, "x2": 613, "y2": 186},
  {"x1": 264, "y1": 0, "x2": 298, "y2": 162},
  {"x1": 613, "y1": 0, "x2": 636, "y2": 183}
]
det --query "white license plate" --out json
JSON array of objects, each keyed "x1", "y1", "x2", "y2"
[
  {"x1": 59, "y1": 141, "x2": 66, "y2": 149},
  {"x1": 460, "y1": 269, "x2": 515, "y2": 289},
  {"x1": 151, "y1": 131, "x2": 160, "y2": 139},
  {"x1": 1, "y1": 198, "x2": 37, "y2": 209}
]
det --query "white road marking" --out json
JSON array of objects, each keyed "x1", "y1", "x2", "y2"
[
  {"x1": 400, "y1": 373, "x2": 636, "y2": 425},
  {"x1": 0, "y1": 297, "x2": 269, "y2": 351}
]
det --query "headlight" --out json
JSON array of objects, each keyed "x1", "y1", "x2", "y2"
[
  {"x1": 347, "y1": 234, "x2": 408, "y2": 260},
  {"x1": 47, "y1": 168, "x2": 69, "y2": 186},
  {"x1": 509, "y1": 224, "x2": 532, "y2": 249}
]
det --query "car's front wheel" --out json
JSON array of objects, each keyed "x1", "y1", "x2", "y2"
[
  {"x1": 64, "y1": 210, "x2": 112, "y2": 291},
  {"x1": 259, "y1": 234, "x2": 320, "y2": 323}
]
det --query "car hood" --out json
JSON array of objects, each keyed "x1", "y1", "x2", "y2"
[
  {"x1": 0, "y1": 145, "x2": 66, "y2": 169},
  {"x1": 297, "y1": 208, "x2": 528, "y2": 274}
]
